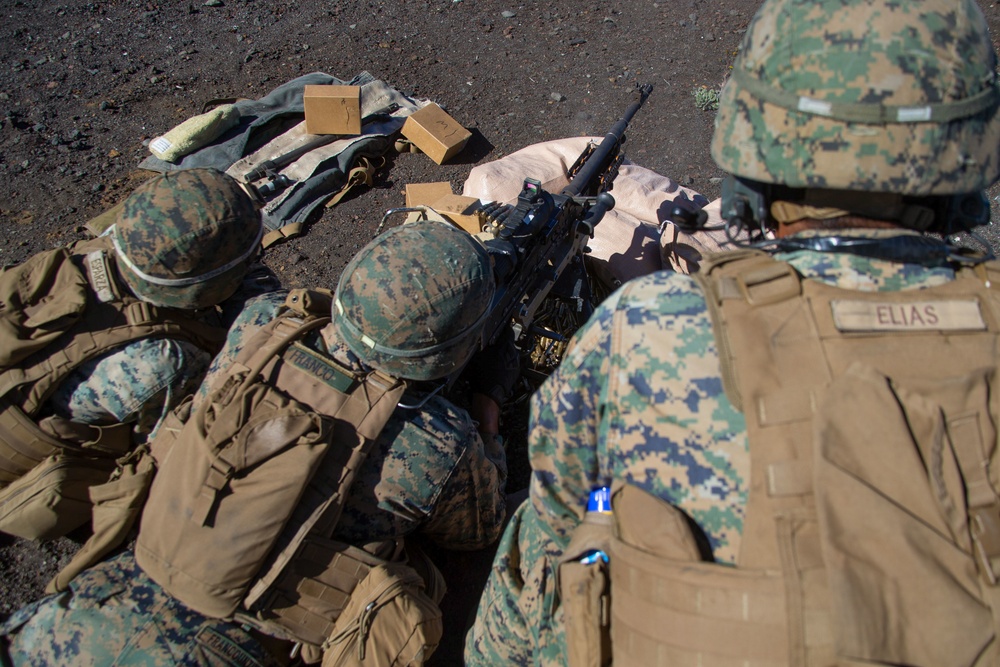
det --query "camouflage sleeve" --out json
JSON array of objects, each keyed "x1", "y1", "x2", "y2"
[
  {"x1": 527, "y1": 271, "x2": 748, "y2": 557},
  {"x1": 420, "y1": 425, "x2": 508, "y2": 550},
  {"x1": 468, "y1": 271, "x2": 749, "y2": 665},
  {"x1": 193, "y1": 290, "x2": 288, "y2": 408},
  {"x1": 50, "y1": 338, "x2": 214, "y2": 445},
  {"x1": 334, "y1": 393, "x2": 507, "y2": 549}
]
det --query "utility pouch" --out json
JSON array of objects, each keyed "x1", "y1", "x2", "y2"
[
  {"x1": 814, "y1": 362, "x2": 1000, "y2": 667},
  {"x1": 240, "y1": 538, "x2": 398, "y2": 650},
  {"x1": 0, "y1": 397, "x2": 66, "y2": 485},
  {"x1": 557, "y1": 511, "x2": 614, "y2": 667},
  {"x1": 0, "y1": 451, "x2": 116, "y2": 540},
  {"x1": 47, "y1": 446, "x2": 157, "y2": 593},
  {"x1": 607, "y1": 484, "x2": 791, "y2": 667},
  {"x1": 136, "y1": 376, "x2": 331, "y2": 619},
  {"x1": 322, "y1": 556, "x2": 445, "y2": 667}
]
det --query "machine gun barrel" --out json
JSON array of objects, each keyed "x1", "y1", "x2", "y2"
[{"x1": 562, "y1": 83, "x2": 653, "y2": 198}]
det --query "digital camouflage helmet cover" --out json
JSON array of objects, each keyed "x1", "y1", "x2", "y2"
[
  {"x1": 711, "y1": 0, "x2": 1000, "y2": 197},
  {"x1": 334, "y1": 220, "x2": 495, "y2": 381},
  {"x1": 112, "y1": 168, "x2": 263, "y2": 310}
]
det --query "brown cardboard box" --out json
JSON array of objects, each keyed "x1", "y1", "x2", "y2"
[
  {"x1": 405, "y1": 182, "x2": 453, "y2": 208},
  {"x1": 432, "y1": 193, "x2": 485, "y2": 234},
  {"x1": 400, "y1": 103, "x2": 471, "y2": 164},
  {"x1": 303, "y1": 85, "x2": 361, "y2": 135}
]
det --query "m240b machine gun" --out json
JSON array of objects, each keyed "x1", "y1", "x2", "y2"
[{"x1": 478, "y1": 82, "x2": 653, "y2": 384}]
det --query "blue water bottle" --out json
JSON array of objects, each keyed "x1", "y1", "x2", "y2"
[{"x1": 580, "y1": 486, "x2": 611, "y2": 564}]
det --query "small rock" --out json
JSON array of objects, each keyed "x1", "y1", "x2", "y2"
[
  {"x1": 703, "y1": 33, "x2": 715, "y2": 42},
  {"x1": 91, "y1": 183, "x2": 104, "y2": 193},
  {"x1": 501, "y1": 10, "x2": 516, "y2": 18},
  {"x1": 550, "y1": 92, "x2": 566, "y2": 102},
  {"x1": 204, "y1": 0, "x2": 223, "y2": 7},
  {"x1": 568, "y1": 38, "x2": 586, "y2": 46}
]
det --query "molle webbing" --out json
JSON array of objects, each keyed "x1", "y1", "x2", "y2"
[
  {"x1": 136, "y1": 290, "x2": 407, "y2": 651},
  {"x1": 684, "y1": 251, "x2": 1000, "y2": 665},
  {"x1": 0, "y1": 242, "x2": 225, "y2": 484},
  {"x1": 241, "y1": 315, "x2": 406, "y2": 647}
]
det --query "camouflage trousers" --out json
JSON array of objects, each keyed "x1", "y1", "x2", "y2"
[{"x1": 0, "y1": 551, "x2": 280, "y2": 667}]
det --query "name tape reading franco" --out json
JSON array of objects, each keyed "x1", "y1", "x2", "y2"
[
  {"x1": 830, "y1": 298, "x2": 986, "y2": 332},
  {"x1": 285, "y1": 343, "x2": 356, "y2": 393}
]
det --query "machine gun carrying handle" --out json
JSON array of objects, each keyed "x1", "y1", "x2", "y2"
[{"x1": 580, "y1": 192, "x2": 616, "y2": 236}]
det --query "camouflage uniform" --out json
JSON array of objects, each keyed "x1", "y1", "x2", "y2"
[
  {"x1": 45, "y1": 250, "x2": 278, "y2": 447},
  {"x1": 465, "y1": 233, "x2": 959, "y2": 665},
  {"x1": 467, "y1": 0, "x2": 1000, "y2": 662},
  {"x1": 1, "y1": 551, "x2": 281, "y2": 667},
  {"x1": 3, "y1": 281, "x2": 507, "y2": 664},
  {"x1": 2, "y1": 168, "x2": 269, "y2": 462},
  {"x1": 194, "y1": 290, "x2": 509, "y2": 547},
  {"x1": 48, "y1": 332, "x2": 213, "y2": 445}
]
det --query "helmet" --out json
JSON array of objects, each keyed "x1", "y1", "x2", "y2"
[
  {"x1": 333, "y1": 220, "x2": 495, "y2": 381},
  {"x1": 112, "y1": 168, "x2": 263, "y2": 310},
  {"x1": 711, "y1": 0, "x2": 1000, "y2": 196}
]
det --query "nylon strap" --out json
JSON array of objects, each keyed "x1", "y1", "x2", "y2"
[{"x1": 733, "y1": 67, "x2": 1000, "y2": 124}]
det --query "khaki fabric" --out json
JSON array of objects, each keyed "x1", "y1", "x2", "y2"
[
  {"x1": 322, "y1": 553, "x2": 446, "y2": 667},
  {"x1": 556, "y1": 511, "x2": 614, "y2": 667},
  {"x1": 561, "y1": 252, "x2": 1000, "y2": 666},
  {"x1": 136, "y1": 289, "x2": 418, "y2": 656},
  {"x1": 696, "y1": 251, "x2": 1000, "y2": 665},
  {"x1": 0, "y1": 237, "x2": 225, "y2": 540},
  {"x1": 46, "y1": 446, "x2": 157, "y2": 592},
  {"x1": 0, "y1": 451, "x2": 117, "y2": 541},
  {"x1": 461, "y1": 137, "x2": 749, "y2": 282}
]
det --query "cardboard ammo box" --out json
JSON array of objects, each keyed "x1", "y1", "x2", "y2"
[
  {"x1": 432, "y1": 194, "x2": 485, "y2": 234},
  {"x1": 401, "y1": 103, "x2": 471, "y2": 164},
  {"x1": 405, "y1": 182, "x2": 454, "y2": 208},
  {"x1": 303, "y1": 85, "x2": 361, "y2": 135}
]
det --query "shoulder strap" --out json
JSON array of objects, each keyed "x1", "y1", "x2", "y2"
[
  {"x1": 2, "y1": 243, "x2": 227, "y2": 415},
  {"x1": 693, "y1": 249, "x2": 802, "y2": 411}
]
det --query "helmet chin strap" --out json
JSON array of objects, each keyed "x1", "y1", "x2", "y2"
[
  {"x1": 709, "y1": 175, "x2": 991, "y2": 240},
  {"x1": 668, "y1": 174, "x2": 994, "y2": 261}
]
